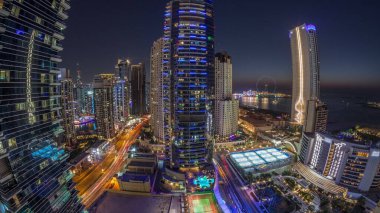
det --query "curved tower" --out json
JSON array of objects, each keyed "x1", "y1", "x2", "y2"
[{"x1": 289, "y1": 24, "x2": 320, "y2": 125}]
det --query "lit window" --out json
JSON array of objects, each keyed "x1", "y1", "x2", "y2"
[
  {"x1": 8, "y1": 138, "x2": 17, "y2": 149},
  {"x1": 51, "y1": 0, "x2": 57, "y2": 9},
  {"x1": 41, "y1": 73, "x2": 46, "y2": 83},
  {"x1": 44, "y1": 34, "x2": 51, "y2": 45},
  {"x1": 15, "y1": 102, "x2": 26, "y2": 111},
  {"x1": 0, "y1": 0, "x2": 3, "y2": 9},
  {"x1": 11, "y1": 5, "x2": 20, "y2": 17},
  {"x1": 36, "y1": 16, "x2": 43, "y2": 24},
  {"x1": 0, "y1": 70, "x2": 10, "y2": 82},
  {"x1": 0, "y1": 142, "x2": 5, "y2": 154},
  {"x1": 357, "y1": 152, "x2": 369, "y2": 158}
]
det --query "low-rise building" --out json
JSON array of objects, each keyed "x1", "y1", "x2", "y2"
[
  {"x1": 117, "y1": 172, "x2": 151, "y2": 193},
  {"x1": 299, "y1": 132, "x2": 380, "y2": 192}
]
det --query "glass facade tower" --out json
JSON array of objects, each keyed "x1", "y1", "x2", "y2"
[
  {"x1": 163, "y1": 0, "x2": 215, "y2": 169},
  {"x1": 0, "y1": 0, "x2": 83, "y2": 212}
]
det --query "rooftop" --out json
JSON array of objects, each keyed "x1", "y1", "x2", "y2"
[
  {"x1": 91, "y1": 192, "x2": 182, "y2": 213},
  {"x1": 119, "y1": 172, "x2": 150, "y2": 183},
  {"x1": 230, "y1": 147, "x2": 291, "y2": 169},
  {"x1": 128, "y1": 161, "x2": 156, "y2": 168}
]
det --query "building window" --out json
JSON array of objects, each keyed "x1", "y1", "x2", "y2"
[
  {"x1": 11, "y1": 5, "x2": 20, "y2": 17},
  {"x1": 16, "y1": 102, "x2": 26, "y2": 111},
  {"x1": 42, "y1": 113, "x2": 48, "y2": 121},
  {"x1": 42, "y1": 100, "x2": 49, "y2": 108},
  {"x1": 35, "y1": 16, "x2": 42, "y2": 24},
  {"x1": 0, "y1": 142, "x2": 5, "y2": 154},
  {"x1": 0, "y1": 0, "x2": 3, "y2": 9},
  {"x1": 41, "y1": 73, "x2": 46, "y2": 83},
  {"x1": 0, "y1": 70, "x2": 10, "y2": 82},
  {"x1": 44, "y1": 34, "x2": 51, "y2": 45},
  {"x1": 39, "y1": 160, "x2": 49, "y2": 170},
  {"x1": 51, "y1": 0, "x2": 57, "y2": 9},
  {"x1": 8, "y1": 138, "x2": 17, "y2": 149}
]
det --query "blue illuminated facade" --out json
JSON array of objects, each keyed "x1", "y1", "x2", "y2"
[
  {"x1": 0, "y1": 0, "x2": 83, "y2": 212},
  {"x1": 163, "y1": 0, "x2": 215, "y2": 169}
]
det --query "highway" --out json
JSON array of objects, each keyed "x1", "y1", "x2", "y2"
[
  {"x1": 74, "y1": 119, "x2": 148, "y2": 208},
  {"x1": 214, "y1": 155, "x2": 263, "y2": 213}
]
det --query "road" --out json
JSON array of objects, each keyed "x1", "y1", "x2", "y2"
[
  {"x1": 74, "y1": 119, "x2": 148, "y2": 208},
  {"x1": 214, "y1": 155, "x2": 263, "y2": 213}
]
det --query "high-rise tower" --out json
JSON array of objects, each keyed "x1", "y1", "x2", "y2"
[
  {"x1": 60, "y1": 69, "x2": 77, "y2": 148},
  {"x1": 0, "y1": 0, "x2": 83, "y2": 212},
  {"x1": 163, "y1": 0, "x2": 215, "y2": 169},
  {"x1": 130, "y1": 63, "x2": 146, "y2": 116},
  {"x1": 115, "y1": 59, "x2": 131, "y2": 116},
  {"x1": 150, "y1": 38, "x2": 166, "y2": 144},
  {"x1": 289, "y1": 24, "x2": 320, "y2": 125},
  {"x1": 214, "y1": 52, "x2": 239, "y2": 138},
  {"x1": 93, "y1": 74, "x2": 116, "y2": 139}
]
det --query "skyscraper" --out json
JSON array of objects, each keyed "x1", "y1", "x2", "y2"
[
  {"x1": 81, "y1": 83, "x2": 94, "y2": 115},
  {"x1": 130, "y1": 63, "x2": 146, "y2": 116},
  {"x1": 93, "y1": 74, "x2": 115, "y2": 139},
  {"x1": 0, "y1": 1, "x2": 82, "y2": 212},
  {"x1": 114, "y1": 77, "x2": 129, "y2": 130},
  {"x1": 60, "y1": 69, "x2": 76, "y2": 148},
  {"x1": 115, "y1": 59, "x2": 131, "y2": 115},
  {"x1": 114, "y1": 60, "x2": 129, "y2": 128},
  {"x1": 304, "y1": 100, "x2": 328, "y2": 133},
  {"x1": 150, "y1": 38, "x2": 166, "y2": 144},
  {"x1": 214, "y1": 52, "x2": 239, "y2": 138},
  {"x1": 163, "y1": 0, "x2": 215, "y2": 169},
  {"x1": 73, "y1": 65, "x2": 83, "y2": 117},
  {"x1": 289, "y1": 24, "x2": 320, "y2": 125}
]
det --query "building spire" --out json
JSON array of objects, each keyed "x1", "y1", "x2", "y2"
[{"x1": 76, "y1": 62, "x2": 82, "y2": 85}]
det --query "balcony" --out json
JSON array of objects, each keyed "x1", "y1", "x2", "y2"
[
  {"x1": 50, "y1": 56, "x2": 62, "y2": 63},
  {"x1": 53, "y1": 32, "x2": 65, "y2": 40},
  {"x1": 0, "y1": 9, "x2": 10, "y2": 17},
  {"x1": 55, "y1": 21, "x2": 67, "y2": 30},
  {"x1": 58, "y1": 10, "x2": 69, "y2": 20},
  {"x1": 60, "y1": 0, "x2": 71, "y2": 10},
  {"x1": 52, "y1": 43, "x2": 63, "y2": 51}
]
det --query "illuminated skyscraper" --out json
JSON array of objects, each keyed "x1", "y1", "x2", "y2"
[
  {"x1": 163, "y1": 0, "x2": 215, "y2": 169},
  {"x1": 59, "y1": 69, "x2": 76, "y2": 147},
  {"x1": 150, "y1": 38, "x2": 166, "y2": 144},
  {"x1": 114, "y1": 77, "x2": 128, "y2": 130},
  {"x1": 115, "y1": 59, "x2": 131, "y2": 116},
  {"x1": 214, "y1": 52, "x2": 239, "y2": 138},
  {"x1": 82, "y1": 83, "x2": 94, "y2": 115},
  {"x1": 304, "y1": 100, "x2": 328, "y2": 133},
  {"x1": 93, "y1": 74, "x2": 115, "y2": 139},
  {"x1": 130, "y1": 63, "x2": 146, "y2": 115},
  {"x1": 289, "y1": 24, "x2": 320, "y2": 125},
  {"x1": 0, "y1": 0, "x2": 83, "y2": 212}
]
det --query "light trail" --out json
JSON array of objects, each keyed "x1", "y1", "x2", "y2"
[{"x1": 74, "y1": 119, "x2": 148, "y2": 208}]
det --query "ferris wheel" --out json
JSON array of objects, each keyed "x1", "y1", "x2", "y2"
[{"x1": 256, "y1": 76, "x2": 277, "y2": 94}]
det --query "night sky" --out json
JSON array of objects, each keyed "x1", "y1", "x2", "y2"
[{"x1": 61, "y1": 0, "x2": 380, "y2": 91}]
